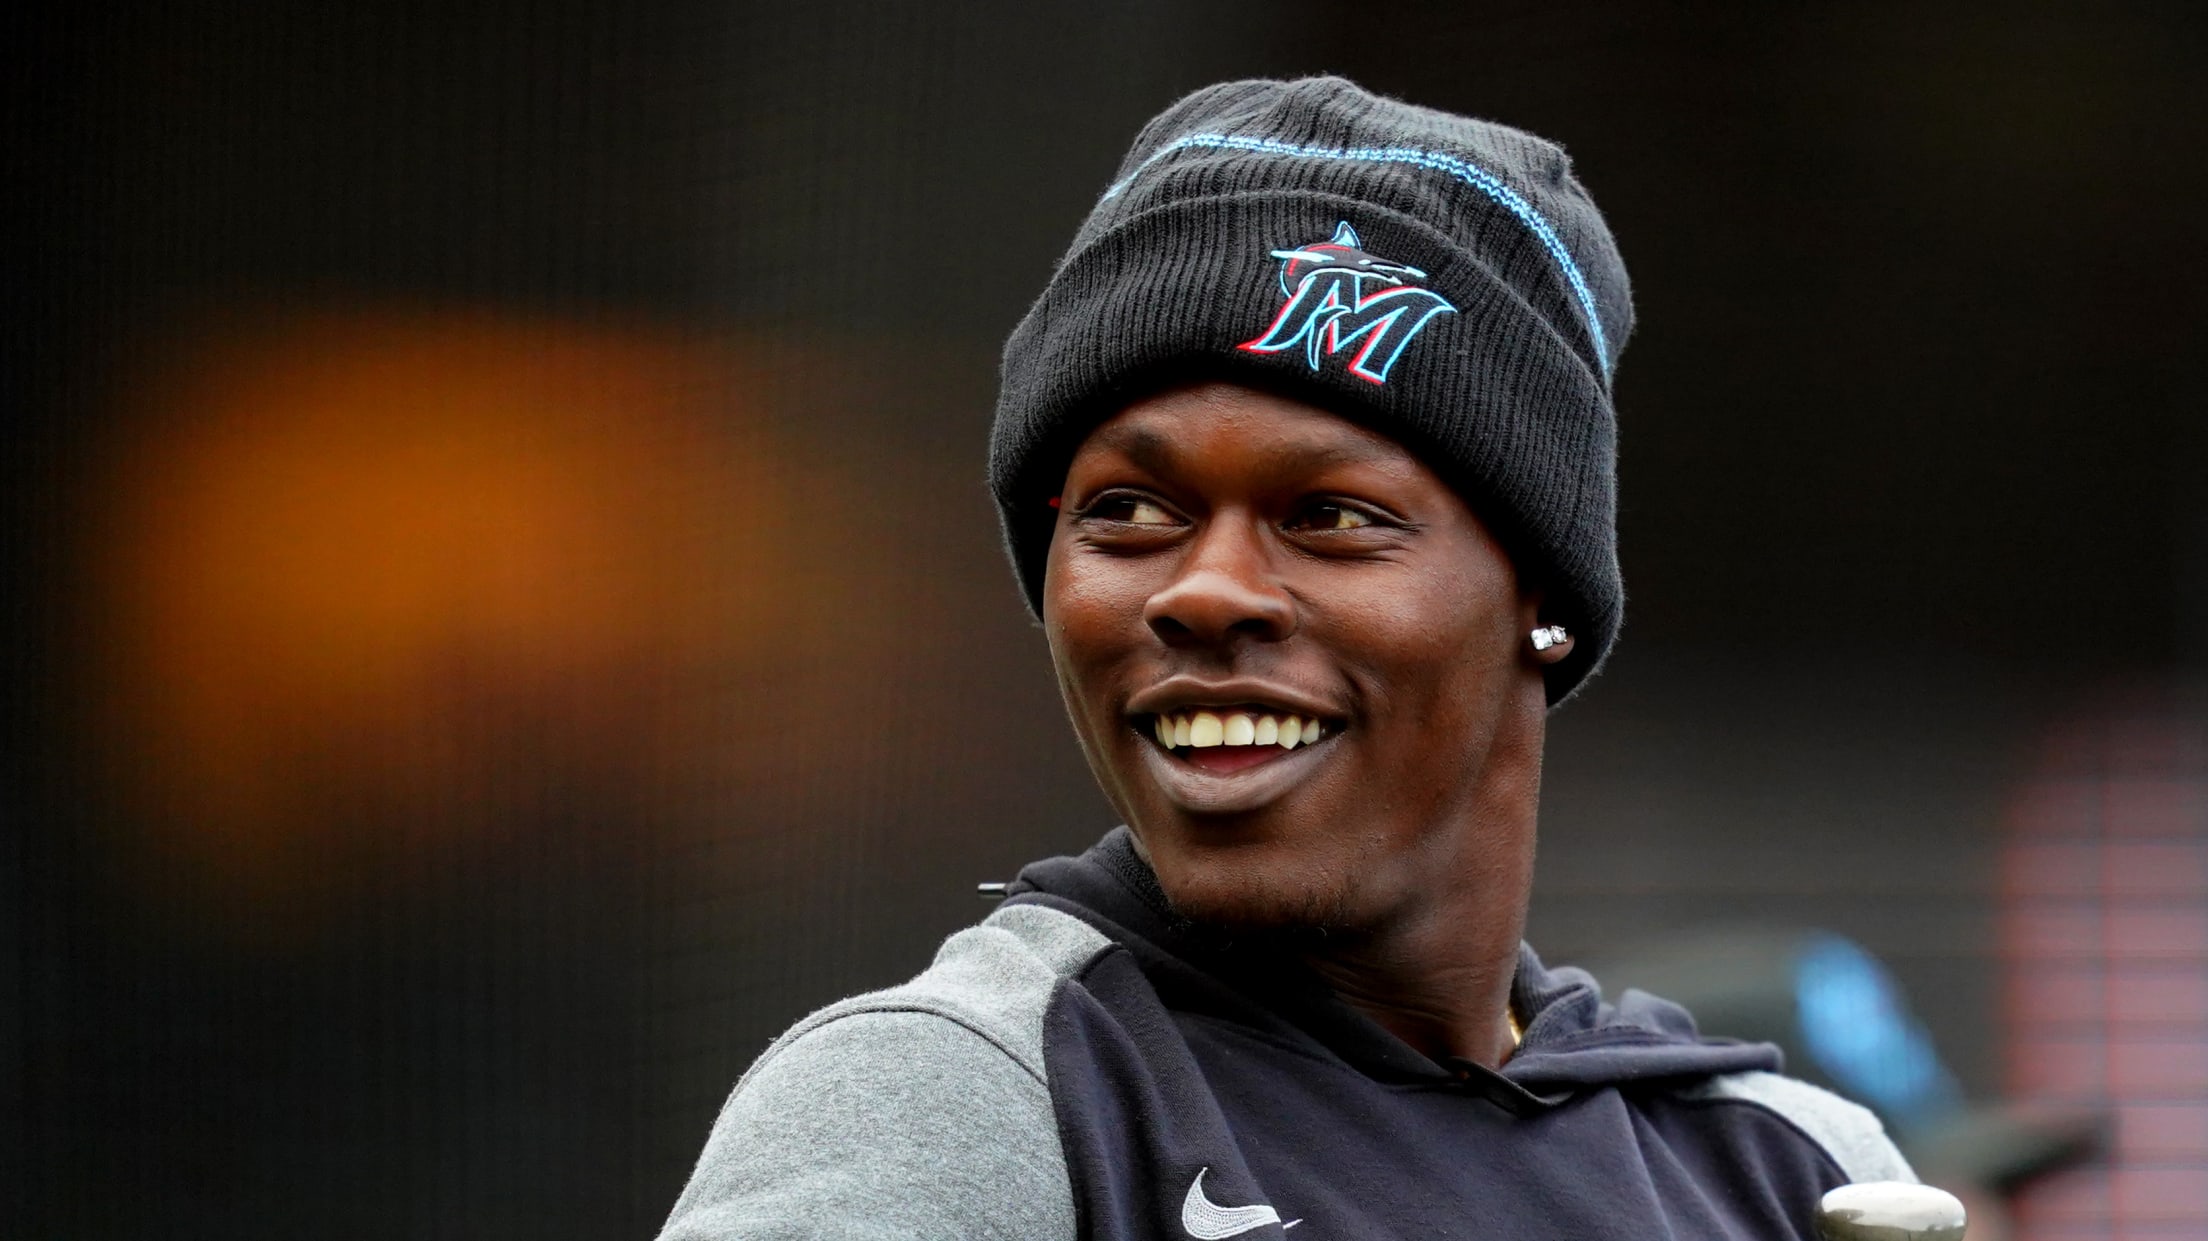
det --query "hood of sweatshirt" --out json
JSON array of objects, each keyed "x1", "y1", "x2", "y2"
[{"x1": 1005, "y1": 827, "x2": 1781, "y2": 1106}]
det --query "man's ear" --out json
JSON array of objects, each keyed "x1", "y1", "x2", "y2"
[
  {"x1": 1520, "y1": 589, "x2": 1575, "y2": 666},
  {"x1": 1517, "y1": 587, "x2": 1546, "y2": 635}
]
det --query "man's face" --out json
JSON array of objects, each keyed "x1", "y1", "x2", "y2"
[{"x1": 1042, "y1": 383, "x2": 1546, "y2": 933}]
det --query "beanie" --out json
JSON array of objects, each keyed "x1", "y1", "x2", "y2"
[{"x1": 990, "y1": 76, "x2": 1633, "y2": 703}]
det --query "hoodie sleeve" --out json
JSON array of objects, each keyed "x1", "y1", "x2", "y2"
[
  {"x1": 656, "y1": 904, "x2": 1111, "y2": 1241},
  {"x1": 655, "y1": 1009, "x2": 1074, "y2": 1241},
  {"x1": 1686, "y1": 1070, "x2": 1919, "y2": 1185}
]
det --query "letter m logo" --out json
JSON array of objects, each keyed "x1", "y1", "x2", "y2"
[{"x1": 1237, "y1": 222, "x2": 1456, "y2": 386}]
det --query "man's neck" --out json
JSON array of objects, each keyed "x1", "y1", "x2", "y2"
[
  {"x1": 1300, "y1": 701, "x2": 1544, "y2": 1071},
  {"x1": 1304, "y1": 895, "x2": 1528, "y2": 1070}
]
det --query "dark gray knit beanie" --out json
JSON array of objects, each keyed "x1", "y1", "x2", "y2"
[{"x1": 990, "y1": 76, "x2": 1633, "y2": 703}]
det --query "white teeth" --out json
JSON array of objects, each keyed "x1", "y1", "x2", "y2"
[{"x1": 1154, "y1": 710, "x2": 1328, "y2": 751}]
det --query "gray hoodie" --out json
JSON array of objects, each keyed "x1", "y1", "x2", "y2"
[{"x1": 660, "y1": 829, "x2": 1911, "y2": 1239}]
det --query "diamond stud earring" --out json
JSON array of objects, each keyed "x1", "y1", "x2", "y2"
[{"x1": 1530, "y1": 625, "x2": 1570, "y2": 651}]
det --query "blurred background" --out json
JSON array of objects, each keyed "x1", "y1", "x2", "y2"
[{"x1": 4, "y1": 1, "x2": 2203, "y2": 1237}]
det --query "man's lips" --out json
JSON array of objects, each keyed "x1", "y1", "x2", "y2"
[
  {"x1": 1130, "y1": 724, "x2": 1337, "y2": 814},
  {"x1": 1122, "y1": 679, "x2": 1347, "y2": 813},
  {"x1": 1127, "y1": 676, "x2": 1338, "y2": 723}
]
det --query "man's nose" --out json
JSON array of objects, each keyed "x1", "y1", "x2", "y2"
[{"x1": 1142, "y1": 513, "x2": 1297, "y2": 647}]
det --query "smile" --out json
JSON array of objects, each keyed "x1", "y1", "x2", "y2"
[
  {"x1": 1132, "y1": 706, "x2": 1341, "y2": 815},
  {"x1": 1147, "y1": 708, "x2": 1329, "y2": 753}
]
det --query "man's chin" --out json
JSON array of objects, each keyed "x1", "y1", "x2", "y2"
[{"x1": 1152, "y1": 865, "x2": 1361, "y2": 937}]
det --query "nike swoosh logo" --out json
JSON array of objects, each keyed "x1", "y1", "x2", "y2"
[{"x1": 1181, "y1": 1166, "x2": 1296, "y2": 1239}]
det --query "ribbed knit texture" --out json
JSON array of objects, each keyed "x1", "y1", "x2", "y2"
[{"x1": 991, "y1": 77, "x2": 1633, "y2": 702}]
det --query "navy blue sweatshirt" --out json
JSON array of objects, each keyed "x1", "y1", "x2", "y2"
[{"x1": 659, "y1": 830, "x2": 1913, "y2": 1240}]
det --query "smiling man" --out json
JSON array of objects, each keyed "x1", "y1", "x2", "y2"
[{"x1": 660, "y1": 77, "x2": 1914, "y2": 1241}]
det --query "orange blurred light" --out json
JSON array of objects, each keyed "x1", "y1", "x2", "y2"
[{"x1": 83, "y1": 305, "x2": 806, "y2": 920}]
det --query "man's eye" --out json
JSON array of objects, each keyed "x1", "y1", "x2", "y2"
[
  {"x1": 1294, "y1": 503, "x2": 1373, "y2": 531},
  {"x1": 1090, "y1": 495, "x2": 1177, "y2": 525}
]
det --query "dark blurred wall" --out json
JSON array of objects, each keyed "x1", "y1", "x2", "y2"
[{"x1": 4, "y1": 3, "x2": 2203, "y2": 1238}]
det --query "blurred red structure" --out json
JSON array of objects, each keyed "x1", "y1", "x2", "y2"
[{"x1": 2003, "y1": 689, "x2": 2208, "y2": 1240}]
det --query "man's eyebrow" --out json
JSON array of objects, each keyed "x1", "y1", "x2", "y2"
[
  {"x1": 1089, "y1": 424, "x2": 1178, "y2": 474},
  {"x1": 1261, "y1": 434, "x2": 1396, "y2": 470}
]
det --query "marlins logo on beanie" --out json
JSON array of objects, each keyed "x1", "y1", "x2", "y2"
[{"x1": 990, "y1": 76, "x2": 1634, "y2": 703}]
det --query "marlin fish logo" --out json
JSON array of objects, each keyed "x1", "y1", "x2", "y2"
[{"x1": 1238, "y1": 222, "x2": 1456, "y2": 386}]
